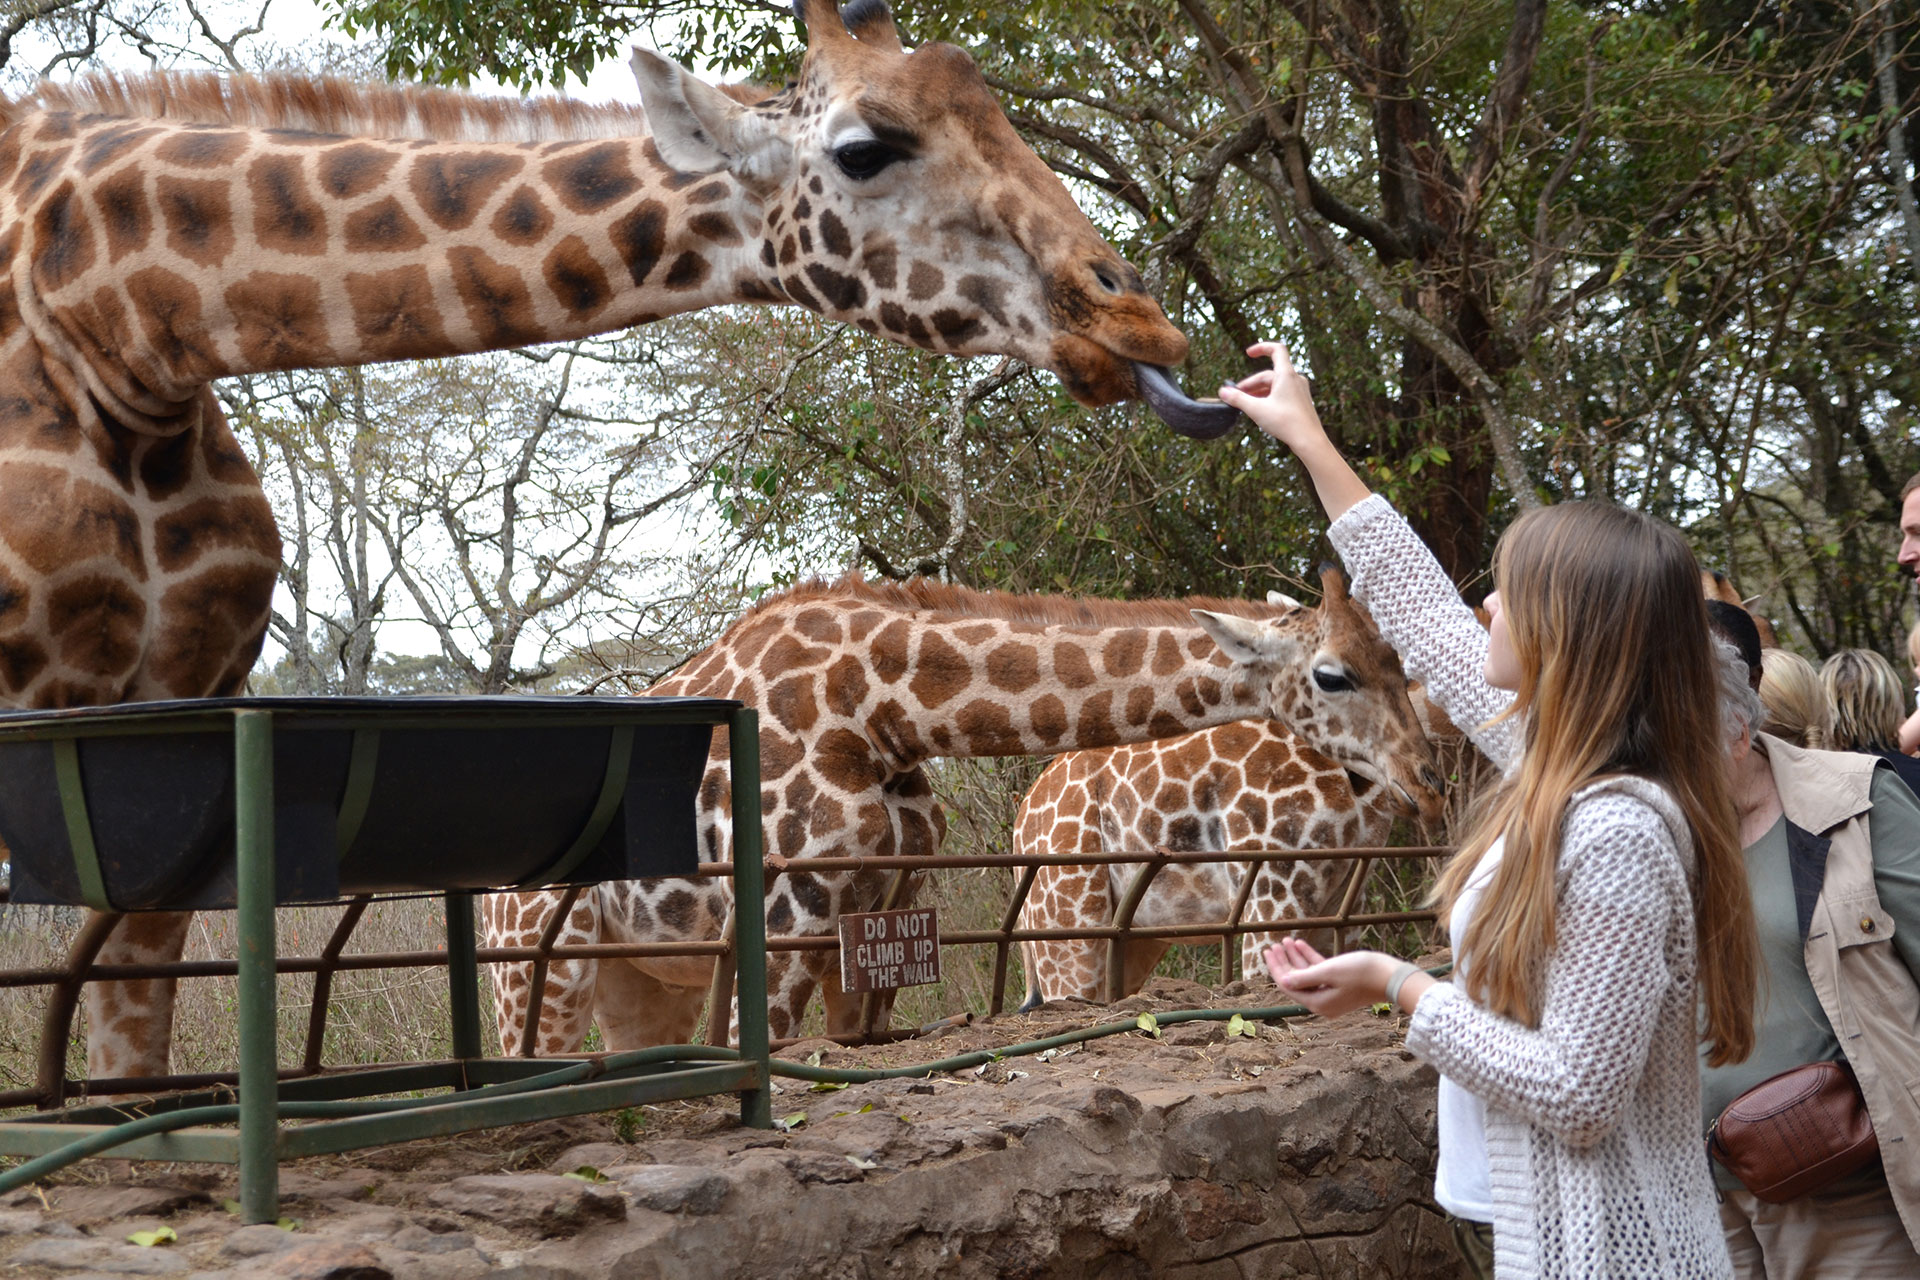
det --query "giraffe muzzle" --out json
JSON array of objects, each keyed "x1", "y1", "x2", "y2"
[{"x1": 1131, "y1": 363, "x2": 1242, "y2": 440}]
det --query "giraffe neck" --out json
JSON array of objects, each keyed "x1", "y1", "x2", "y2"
[
  {"x1": 858, "y1": 614, "x2": 1295, "y2": 768},
  {"x1": 8, "y1": 112, "x2": 774, "y2": 432}
]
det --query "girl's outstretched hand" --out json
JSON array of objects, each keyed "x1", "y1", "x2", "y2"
[
  {"x1": 1218, "y1": 341, "x2": 1330, "y2": 456},
  {"x1": 1219, "y1": 341, "x2": 1371, "y2": 521},
  {"x1": 1263, "y1": 937, "x2": 1395, "y2": 1019}
]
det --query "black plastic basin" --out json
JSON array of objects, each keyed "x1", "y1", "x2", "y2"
[{"x1": 0, "y1": 696, "x2": 736, "y2": 911}]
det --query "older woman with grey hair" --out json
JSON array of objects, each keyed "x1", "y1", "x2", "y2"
[
  {"x1": 1821, "y1": 648, "x2": 1920, "y2": 799},
  {"x1": 1706, "y1": 630, "x2": 1920, "y2": 1277}
]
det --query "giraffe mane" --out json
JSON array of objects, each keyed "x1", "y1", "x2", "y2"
[
  {"x1": 3, "y1": 71, "x2": 684, "y2": 142},
  {"x1": 747, "y1": 572, "x2": 1292, "y2": 628}
]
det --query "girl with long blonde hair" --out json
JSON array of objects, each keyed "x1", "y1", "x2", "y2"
[{"x1": 1218, "y1": 342, "x2": 1756, "y2": 1280}]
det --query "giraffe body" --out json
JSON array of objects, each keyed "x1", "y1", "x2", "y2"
[
  {"x1": 1014, "y1": 719, "x2": 1411, "y2": 1004},
  {"x1": 1013, "y1": 568, "x2": 1445, "y2": 1005},
  {"x1": 0, "y1": 0, "x2": 1207, "y2": 1083},
  {"x1": 484, "y1": 571, "x2": 1445, "y2": 1052}
]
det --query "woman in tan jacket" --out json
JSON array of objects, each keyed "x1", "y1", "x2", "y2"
[{"x1": 1709, "y1": 617, "x2": 1920, "y2": 1276}]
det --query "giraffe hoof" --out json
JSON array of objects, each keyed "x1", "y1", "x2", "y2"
[{"x1": 1132, "y1": 363, "x2": 1241, "y2": 440}]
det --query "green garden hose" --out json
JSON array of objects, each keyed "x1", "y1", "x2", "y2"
[{"x1": 0, "y1": 966, "x2": 1451, "y2": 1191}]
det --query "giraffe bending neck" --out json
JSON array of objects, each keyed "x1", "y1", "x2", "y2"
[{"x1": 5, "y1": 0, "x2": 1207, "y2": 1085}]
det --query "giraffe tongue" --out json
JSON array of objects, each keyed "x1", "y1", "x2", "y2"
[{"x1": 1131, "y1": 363, "x2": 1241, "y2": 440}]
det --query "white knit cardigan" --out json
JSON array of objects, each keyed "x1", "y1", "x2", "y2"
[{"x1": 1328, "y1": 495, "x2": 1731, "y2": 1280}]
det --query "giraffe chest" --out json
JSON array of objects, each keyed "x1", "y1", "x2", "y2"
[{"x1": 0, "y1": 352, "x2": 279, "y2": 705}]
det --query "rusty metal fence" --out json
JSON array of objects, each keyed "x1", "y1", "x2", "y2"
[{"x1": 0, "y1": 841, "x2": 1444, "y2": 1105}]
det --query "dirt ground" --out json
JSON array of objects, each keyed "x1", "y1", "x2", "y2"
[{"x1": 0, "y1": 976, "x2": 1461, "y2": 1280}]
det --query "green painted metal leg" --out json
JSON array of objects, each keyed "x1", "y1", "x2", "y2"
[
  {"x1": 234, "y1": 710, "x2": 279, "y2": 1224},
  {"x1": 728, "y1": 707, "x2": 772, "y2": 1130},
  {"x1": 445, "y1": 893, "x2": 482, "y2": 1070}
]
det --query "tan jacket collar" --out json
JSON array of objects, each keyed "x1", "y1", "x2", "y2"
[{"x1": 1755, "y1": 733, "x2": 1878, "y2": 834}]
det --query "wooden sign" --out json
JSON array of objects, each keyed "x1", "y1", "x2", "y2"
[{"x1": 838, "y1": 907, "x2": 941, "y2": 994}]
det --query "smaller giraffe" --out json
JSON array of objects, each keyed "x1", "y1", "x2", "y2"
[
  {"x1": 1016, "y1": 568, "x2": 1446, "y2": 1005},
  {"x1": 483, "y1": 569, "x2": 1442, "y2": 1053}
]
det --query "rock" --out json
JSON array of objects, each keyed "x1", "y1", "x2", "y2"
[
  {"x1": 51, "y1": 1184, "x2": 209, "y2": 1227},
  {"x1": 7, "y1": 1234, "x2": 191, "y2": 1274},
  {"x1": 261, "y1": 1239, "x2": 392, "y2": 1279},
  {"x1": 427, "y1": 1174, "x2": 626, "y2": 1238},
  {"x1": 0, "y1": 1207, "x2": 43, "y2": 1234},
  {"x1": 219, "y1": 1223, "x2": 302, "y2": 1258},
  {"x1": 548, "y1": 1143, "x2": 632, "y2": 1176},
  {"x1": 388, "y1": 1223, "x2": 478, "y2": 1254},
  {"x1": 619, "y1": 1166, "x2": 731, "y2": 1215}
]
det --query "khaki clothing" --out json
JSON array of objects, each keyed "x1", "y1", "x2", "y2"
[
  {"x1": 1719, "y1": 1167, "x2": 1917, "y2": 1279},
  {"x1": 1744, "y1": 738, "x2": 1920, "y2": 1251}
]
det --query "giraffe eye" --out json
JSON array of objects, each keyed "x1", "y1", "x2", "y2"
[
  {"x1": 1313, "y1": 668, "x2": 1354, "y2": 693},
  {"x1": 833, "y1": 139, "x2": 902, "y2": 180}
]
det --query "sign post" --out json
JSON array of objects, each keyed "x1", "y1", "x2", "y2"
[{"x1": 838, "y1": 908, "x2": 941, "y2": 994}]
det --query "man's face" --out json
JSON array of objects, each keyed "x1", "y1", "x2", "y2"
[{"x1": 1901, "y1": 489, "x2": 1920, "y2": 582}]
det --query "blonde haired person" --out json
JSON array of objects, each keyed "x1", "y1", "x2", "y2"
[
  {"x1": 1708, "y1": 643, "x2": 1920, "y2": 1276},
  {"x1": 1822, "y1": 649, "x2": 1920, "y2": 799},
  {"x1": 1899, "y1": 623, "x2": 1919, "y2": 756},
  {"x1": 1758, "y1": 649, "x2": 1828, "y2": 750},
  {"x1": 1220, "y1": 342, "x2": 1756, "y2": 1280}
]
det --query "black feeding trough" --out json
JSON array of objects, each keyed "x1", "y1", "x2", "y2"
[{"x1": 0, "y1": 696, "x2": 737, "y2": 912}]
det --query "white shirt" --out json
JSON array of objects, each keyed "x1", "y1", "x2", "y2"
[{"x1": 1433, "y1": 838, "x2": 1501, "y2": 1223}]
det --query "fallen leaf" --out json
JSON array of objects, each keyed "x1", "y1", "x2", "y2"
[
  {"x1": 563, "y1": 1167, "x2": 608, "y2": 1183},
  {"x1": 845, "y1": 1155, "x2": 877, "y2": 1170},
  {"x1": 1136, "y1": 1012, "x2": 1161, "y2": 1039},
  {"x1": 127, "y1": 1227, "x2": 176, "y2": 1248},
  {"x1": 808, "y1": 1080, "x2": 849, "y2": 1093},
  {"x1": 776, "y1": 1111, "x2": 808, "y2": 1131}
]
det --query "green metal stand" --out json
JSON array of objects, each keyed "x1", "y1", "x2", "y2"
[{"x1": 0, "y1": 698, "x2": 772, "y2": 1223}]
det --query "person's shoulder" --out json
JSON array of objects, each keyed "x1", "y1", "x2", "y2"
[{"x1": 1563, "y1": 777, "x2": 1687, "y2": 857}]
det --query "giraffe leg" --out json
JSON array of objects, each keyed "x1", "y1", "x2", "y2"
[
  {"x1": 481, "y1": 890, "x2": 601, "y2": 1056},
  {"x1": 1021, "y1": 864, "x2": 1115, "y2": 1005},
  {"x1": 591, "y1": 959, "x2": 710, "y2": 1050},
  {"x1": 1119, "y1": 939, "x2": 1173, "y2": 997},
  {"x1": 85, "y1": 911, "x2": 193, "y2": 1083}
]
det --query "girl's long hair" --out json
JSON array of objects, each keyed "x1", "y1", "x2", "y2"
[{"x1": 1433, "y1": 503, "x2": 1757, "y2": 1067}]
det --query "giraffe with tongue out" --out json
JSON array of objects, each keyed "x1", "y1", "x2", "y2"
[{"x1": 0, "y1": 0, "x2": 1236, "y2": 1083}]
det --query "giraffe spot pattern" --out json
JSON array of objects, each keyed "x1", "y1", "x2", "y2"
[
  {"x1": 609, "y1": 201, "x2": 667, "y2": 287},
  {"x1": 542, "y1": 142, "x2": 639, "y2": 214},
  {"x1": 344, "y1": 197, "x2": 427, "y2": 252},
  {"x1": 317, "y1": 143, "x2": 397, "y2": 198},
  {"x1": 32, "y1": 182, "x2": 94, "y2": 292},
  {"x1": 542, "y1": 235, "x2": 612, "y2": 318},
  {"x1": 225, "y1": 272, "x2": 334, "y2": 369},
  {"x1": 93, "y1": 167, "x2": 151, "y2": 263},
  {"x1": 409, "y1": 152, "x2": 522, "y2": 231},
  {"x1": 46, "y1": 574, "x2": 145, "y2": 673},
  {"x1": 447, "y1": 245, "x2": 539, "y2": 347},
  {"x1": 907, "y1": 630, "x2": 967, "y2": 708},
  {"x1": 154, "y1": 176, "x2": 234, "y2": 268},
  {"x1": 247, "y1": 154, "x2": 327, "y2": 255},
  {"x1": 345, "y1": 264, "x2": 448, "y2": 360},
  {"x1": 491, "y1": 186, "x2": 552, "y2": 246},
  {"x1": 156, "y1": 130, "x2": 246, "y2": 169},
  {"x1": 664, "y1": 252, "x2": 709, "y2": 290},
  {"x1": 79, "y1": 125, "x2": 159, "y2": 176},
  {"x1": 986, "y1": 642, "x2": 1039, "y2": 693},
  {"x1": 907, "y1": 261, "x2": 943, "y2": 300}
]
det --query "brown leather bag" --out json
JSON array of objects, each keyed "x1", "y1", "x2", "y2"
[{"x1": 1706, "y1": 1059, "x2": 1879, "y2": 1203}]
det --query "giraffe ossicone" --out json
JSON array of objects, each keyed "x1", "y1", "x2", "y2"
[
  {"x1": 484, "y1": 570, "x2": 1442, "y2": 1054},
  {"x1": 0, "y1": 0, "x2": 1225, "y2": 1084}
]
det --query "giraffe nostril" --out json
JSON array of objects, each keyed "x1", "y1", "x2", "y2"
[{"x1": 1420, "y1": 766, "x2": 1445, "y2": 794}]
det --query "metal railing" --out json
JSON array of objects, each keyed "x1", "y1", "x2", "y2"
[{"x1": 0, "y1": 839, "x2": 1443, "y2": 1103}]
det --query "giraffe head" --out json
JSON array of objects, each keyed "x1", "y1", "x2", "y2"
[
  {"x1": 630, "y1": 0, "x2": 1236, "y2": 437},
  {"x1": 1191, "y1": 565, "x2": 1446, "y2": 823}
]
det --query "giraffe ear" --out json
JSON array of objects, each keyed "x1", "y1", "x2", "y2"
[
  {"x1": 1192, "y1": 610, "x2": 1290, "y2": 666},
  {"x1": 1265, "y1": 590, "x2": 1304, "y2": 610},
  {"x1": 631, "y1": 47, "x2": 790, "y2": 180}
]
